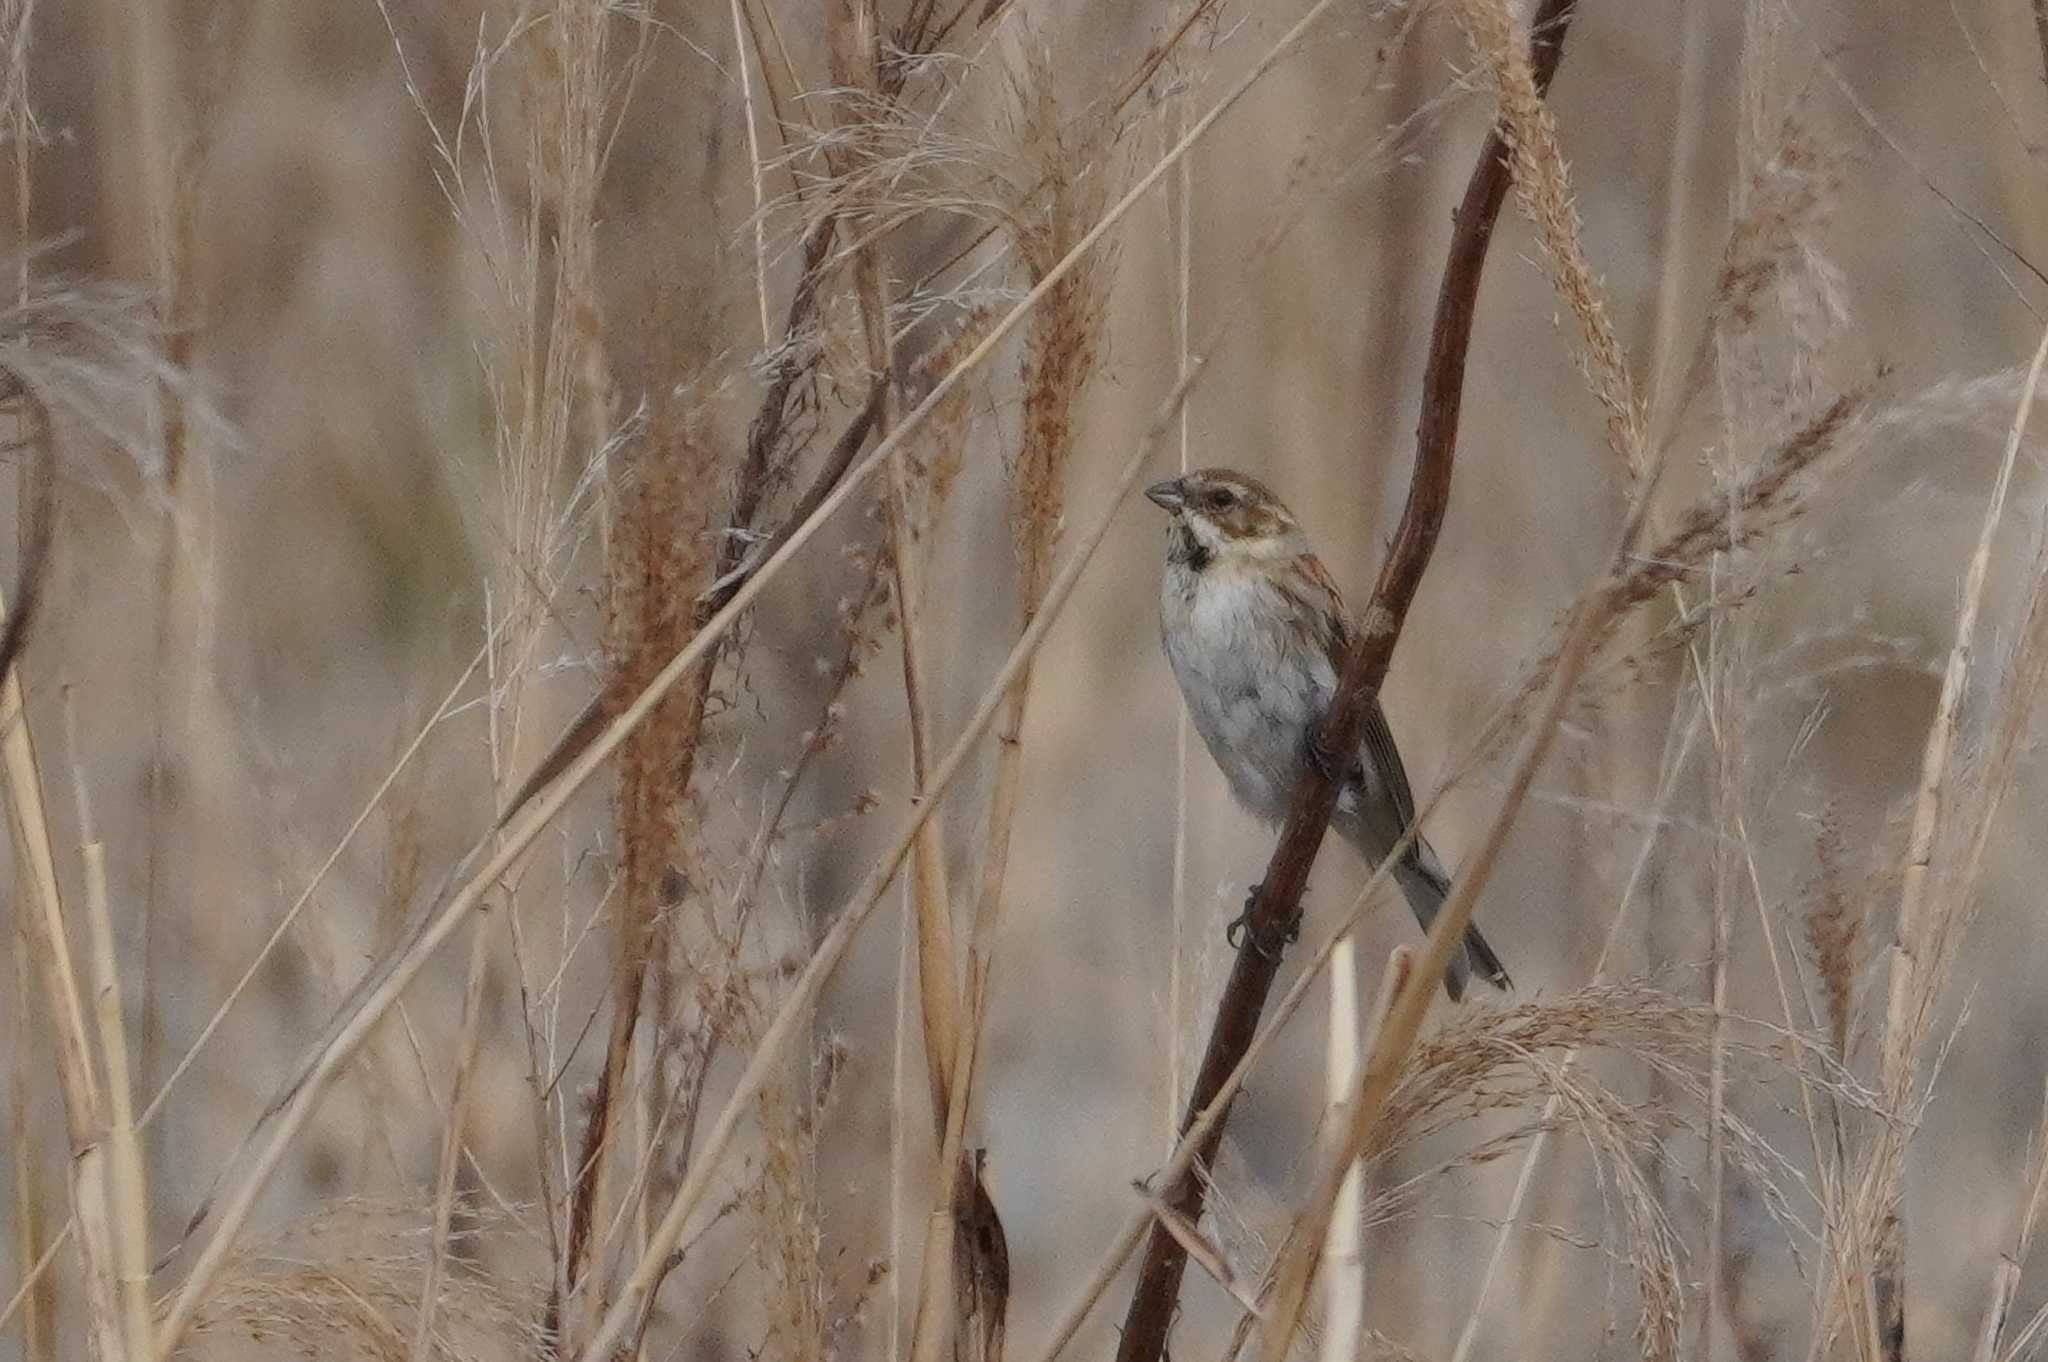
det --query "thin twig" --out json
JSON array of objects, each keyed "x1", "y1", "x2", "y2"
[{"x1": 730, "y1": 0, "x2": 771, "y2": 347}]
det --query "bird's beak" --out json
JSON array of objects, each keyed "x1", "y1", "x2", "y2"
[{"x1": 1145, "y1": 478, "x2": 1186, "y2": 512}]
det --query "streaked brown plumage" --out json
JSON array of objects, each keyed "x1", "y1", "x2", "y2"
[{"x1": 1146, "y1": 467, "x2": 1510, "y2": 1001}]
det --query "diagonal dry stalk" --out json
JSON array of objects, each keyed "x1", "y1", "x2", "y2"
[
  {"x1": 730, "y1": 0, "x2": 773, "y2": 347},
  {"x1": 1134, "y1": 1189, "x2": 1266, "y2": 1320},
  {"x1": 1115, "y1": 6, "x2": 1577, "y2": 1358}
]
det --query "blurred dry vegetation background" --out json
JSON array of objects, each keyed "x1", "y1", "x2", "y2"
[{"x1": 6, "y1": 0, "x2": 2048, "y2": 1360}]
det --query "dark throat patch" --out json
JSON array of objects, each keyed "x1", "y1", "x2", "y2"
[{"x1": 1168, "y1": 520, "x2": 1212, "y2": 572}]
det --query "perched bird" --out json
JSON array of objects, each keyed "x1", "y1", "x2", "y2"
[{"x1": 1145, "y1": 467, "x2": 1510, "y2": 1001}]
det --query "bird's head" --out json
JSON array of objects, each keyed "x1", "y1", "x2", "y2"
[{"x1": 1144, "y1": 467, "x2": 1306, "y2": 568}]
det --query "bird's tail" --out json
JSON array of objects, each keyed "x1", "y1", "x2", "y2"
[{"x1": 1392, "y1": 843, "x2": 1512, "y2": 1003}]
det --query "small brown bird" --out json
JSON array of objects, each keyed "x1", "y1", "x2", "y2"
[{"x1": 1146, "y1": 467, "x2": 1510, "y2": 1001}]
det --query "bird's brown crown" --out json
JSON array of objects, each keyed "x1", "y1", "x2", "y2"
[{"x1": 1145, "y1": 467, "x2": 1300, "y2": 545}]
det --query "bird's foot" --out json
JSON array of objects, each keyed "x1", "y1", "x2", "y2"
[
  {"x1": 1226, "y1": 884, "x2": 1301, "y2": 960},
  {"x1": 1303, "y1": 716, "x2": 1343, "y2": 784}
]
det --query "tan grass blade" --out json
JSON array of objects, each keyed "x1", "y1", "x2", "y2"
[
  {"x1": 852, "y1": 125, "x2": 960, "y2": 1134},
  {"x1": 1882, "y1": 319, "x2": 2048, "y2": 1103},
  {"x1": 729, "y1": 0, "x2": 772, "y2": 348},
  {"x1": 64, "y1": 697, "x2": 155, "y2": 1362}
]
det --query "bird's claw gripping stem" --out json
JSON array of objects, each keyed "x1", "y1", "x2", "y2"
[
  {"x1": 1225, "y1": 883, "x2": 1302, "y2": 961},
  {"x1": 1304, "y1": 716, "x2": 1343, "y2": 784}
]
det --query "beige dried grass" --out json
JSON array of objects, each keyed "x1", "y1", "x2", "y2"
[{"x1": 190, "y1": 1201, "x2": 547, "y2": 1362}]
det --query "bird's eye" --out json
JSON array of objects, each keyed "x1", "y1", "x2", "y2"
[{"x1": 1208, "y1": 487, "x2": 1238, "y2": 510}]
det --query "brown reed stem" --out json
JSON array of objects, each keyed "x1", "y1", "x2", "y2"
[{"x1": 1111, "y1": 7, "x2": 1578, "y2": 1360}]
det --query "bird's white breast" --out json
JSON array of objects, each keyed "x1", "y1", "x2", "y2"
[{"x1": 1160, "y1": 557, "x2": 1338, "y2": 822}]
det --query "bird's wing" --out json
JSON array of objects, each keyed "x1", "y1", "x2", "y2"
[
  {"x1": 1358, "y1": 692, "x2": 1419, "y2": 829},
  {"x1": 1292, "y1": 551, "x2": 1419, "y2": 829}
]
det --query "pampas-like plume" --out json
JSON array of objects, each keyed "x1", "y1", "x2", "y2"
[{"x1": 193, "y1": 1201, "x2": 550, "y2": 1362}]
